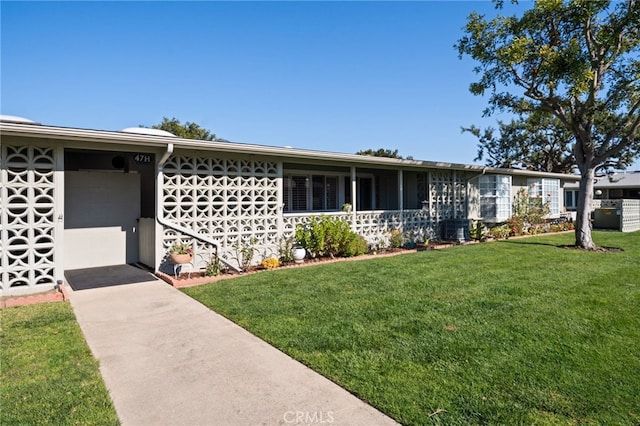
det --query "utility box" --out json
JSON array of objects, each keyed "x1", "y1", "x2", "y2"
[
  {"x1": 442, "y1": 219, "x2": 470, "y2": 243},
  {"x1": 593, "y1": 208, "x2": 620, "y2": 230}
]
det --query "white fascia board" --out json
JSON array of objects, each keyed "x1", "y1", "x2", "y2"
[{"x1": 483, "y1": 168, "x2": 581, "y2": 181}]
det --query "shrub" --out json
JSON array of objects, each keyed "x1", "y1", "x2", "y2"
[
  {"x1": 233, "y1": 237, "x2": 257, "y2": 272},
  {"x1": 489, "y1": 224, "x2": 511, "y2": 239},
  {"x1": 295, "y1": 216, "x2": 367, "y2": 258},
  {"x1": 511, "y1": 187, "x2": 551, "y2": 233},
  {"x1": 470, "y1": 221, "x2": 486, "y2": 241},
  {"x1": 205, "y1": 254, "x2": 222, "y2": 277},
  {"x1": 261, "y1": 257, "x2": 280, "y2": 269},
  {"x1": 389, "y1": 230, "x2": 403, "y2": 248},
  {"x1": 506, "y1": 216, "x2": 525, "y2": 236},
  {"x1": 344, "y1": 234, "x2": 369, "y2": 257},
  {"x1": 277, "y1": 237, "x2": 295, "y2": 264}
]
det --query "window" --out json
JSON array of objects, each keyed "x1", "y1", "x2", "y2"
[
  {"x1": 358, "y1": 177, "x2": 373, "y2": 210},
  {"x1": 312, "y1": 175, "x2": 338, "y2": 210},
  {"x1": 285, "y1": 174, "x2": 340, "y2": 212},
  {"x1": 528, "y1": 178, "x2": 560, "y2": 216},
  {"x1": 479, "y1": 175, "x2": 512, "y2": 221},
  {"x1": 289, "y1": 175, "x2": 308, "y2": 211},
  {"x1": 564, "y1": 190, "x2": 578, "y2": 211}
]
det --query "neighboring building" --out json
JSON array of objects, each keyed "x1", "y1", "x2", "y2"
[
  {"x1": 0, "y1": 117, "x2": 580, "y2": 296},
  {"x1": 564, "y1": 172, "x2": 640, "y2": 211}
]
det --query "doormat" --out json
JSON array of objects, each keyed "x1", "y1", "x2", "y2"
[{"x1": 65, "y1": 264, "x2": 157, "y2": 291}]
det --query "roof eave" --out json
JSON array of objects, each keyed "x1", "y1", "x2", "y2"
[{"x1": 0, "y1": 122, "x2": 580, "y2": 180}]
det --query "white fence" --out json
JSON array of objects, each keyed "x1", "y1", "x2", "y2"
[{"x1": 283, "y1": 210, "x2": 439, "y2": 249}]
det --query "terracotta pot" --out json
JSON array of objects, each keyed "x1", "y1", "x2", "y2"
[{"x1": 170, "y1": 253, "x2": 192, "y2": 264}]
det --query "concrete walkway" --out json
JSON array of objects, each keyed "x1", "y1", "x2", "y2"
[{"x1": 70, "y1": 280, "x2": 397, "y2": 426}]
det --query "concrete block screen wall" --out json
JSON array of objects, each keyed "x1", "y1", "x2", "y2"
[{"x1": 1, "y1": 144, "x2": 58, "y2": 296}]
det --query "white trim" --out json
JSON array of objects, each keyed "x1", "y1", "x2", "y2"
[{"x1": 54, "y1": 146, "x2": 65, "y2": 285}]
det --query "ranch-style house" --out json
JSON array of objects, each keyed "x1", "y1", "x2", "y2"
[{"x1": 1, "y1": 116, "x2": 581, "y2": 296}]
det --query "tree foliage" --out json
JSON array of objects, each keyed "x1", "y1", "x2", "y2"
[
  {"x1": 463, "y1": 113, "x2": 577, "y2": 173},
  {"x1": 356, "y1": 148, "x2": 413, "y2": 159},
  {"x1": 146, "y1": 117, "x2": 218, "y2": 141},
  {"x1": 457, "y1": 0, "x2": 640, "y2": 249}
]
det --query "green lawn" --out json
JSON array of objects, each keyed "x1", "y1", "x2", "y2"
[
  {"x1": 184, "y1": 231, "x2": 640, "y2": 425},
  {"x1": 1, "y1": 302, "x2": 119, "y2": 425}
]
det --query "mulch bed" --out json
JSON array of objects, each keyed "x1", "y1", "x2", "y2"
[{"x1": 158, "y1": 242, "x2": 458, "y2": 288}]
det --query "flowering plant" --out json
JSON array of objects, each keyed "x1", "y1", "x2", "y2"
[
  {"x1": 169, "y1": 242, "x2": 193, "y2": 256},
  {"x1": 261, "y1": 257, "x2": 280, "y2": 269}
]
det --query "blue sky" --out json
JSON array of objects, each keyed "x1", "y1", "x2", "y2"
[{"x1": 0, "y1": 0, "x2": 589, "y2": 167}]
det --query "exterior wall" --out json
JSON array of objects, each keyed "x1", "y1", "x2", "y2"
[
  {"x1": 159, "y1": 152, "x2": 280, "y2": 272},
  {"x1": 1, "y1": 142, "x2": 61, "y2": 296},
  {"x1": 510, "y1": 175, "x2": 529, "y2": 196},
  {"x1": 468, "y1": 173, "x2": 570, "y2": 223},
  {"x1": 284, "y1": 210, "x2": 438, "y2": 249},
  {"x1": 429, "y1": 170, "x2": 467, "y2": 221},
  {"x1": 158, "y1": 159, "x2": 469, "y2": 272},
  {"x1": 467, "y1": 177, "x2": 480, "y2": 220},
  {"x1": 621, "y1": 199, "x2": 640, "y2": 232}
]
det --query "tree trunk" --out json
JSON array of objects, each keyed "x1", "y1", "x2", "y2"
[{"x1": 574, "y1": 167, "x2": 597, "y2": 249}]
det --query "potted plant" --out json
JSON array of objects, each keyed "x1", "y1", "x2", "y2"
[
  {"x1": 404, "y1": 230, "x2": 416, "y2": 249},
  {"x1": 292, "y1": 244, "x2": 306, "y2": 263},
  {"x1": 169, "y1": 242, "x2": 193, "y2": 264}
]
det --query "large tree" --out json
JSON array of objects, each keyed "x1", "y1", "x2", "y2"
[
  {"x1": 457, "y1": 0, "x2": 640, "y2": 249},
  {"x1": 146, "y1": 117, "x2": 218, "y2": 141},
  {"x1": 463, "y1": 113, "x2": 577, "y2": 173}
]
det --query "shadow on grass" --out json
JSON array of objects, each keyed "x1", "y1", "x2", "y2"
[
  {"x1": 500, "y1": 239, "x2": 623, "y2": 252},
  {"x1": 498, "y1": 239, "x2": 562, "y2": 248}
]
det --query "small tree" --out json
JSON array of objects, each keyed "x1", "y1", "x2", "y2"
[
  {"x1": 145, "y1": 117, "x2": 219, "y2": 141},
  {"x1": 510, "y1": 186, "x2": 551, "y2": 234}
]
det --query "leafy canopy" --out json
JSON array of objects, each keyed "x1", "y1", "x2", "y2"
[
  {"x1": 456, "y1": 0, "x2": 640, "y2": 171},
  {"x1": 356, "y1": 148, "x2": 413, "y2": 160},
  {"x1": 457, "y1": 0, "x2": 640, "y2": 249},
  {"x1": 145, "y1": 117, "x2": 218, "y2": 141},
  {"x1": 463, "y1": 113, "x2": 577, "y2": 173}
]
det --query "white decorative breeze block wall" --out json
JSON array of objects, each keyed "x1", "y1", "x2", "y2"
[
  {"x1": 283, "y1": 210, "x2": 439, "y2": 248},
  {"x1": 160, "y1": 162, "x2": 468, "y2": 271},
  {"x1": 161, "y1": 155, "x2": 280, "y2": 269},
  {"x1": 429, "y1": 171, "x2": 467, "y2": 221},
  {"x1": 1, "y1": 145, "x2": 57, "y2": 295},
  {"x1": 621, "y1": 199, "x2": 640, "y2": 232},
  {"x1": 591, "y1": 199, "x2": 640, "y2": 232}
]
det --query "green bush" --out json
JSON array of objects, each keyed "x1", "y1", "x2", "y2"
[
  {"x1": 277, "y1": 237, "x2": 295, "y2": 264},
  {"x1": 389, "y1": 230, "x2": 403, "y2": 248},
  {"x1": 344, "y1": 234, "x2": 369, "y2": 257},
  {"x1": 295, "y1": 216, "x2": 367, "y2": 258}
]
